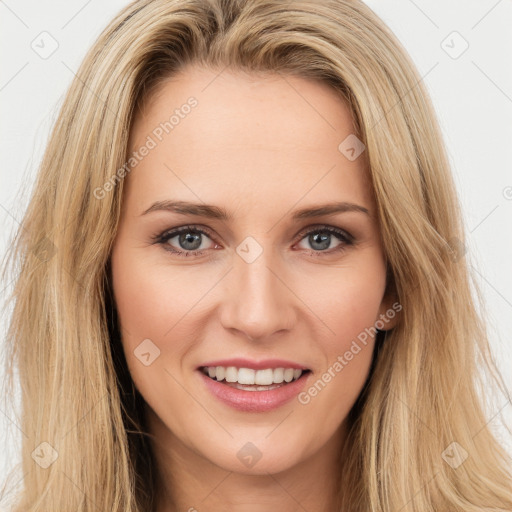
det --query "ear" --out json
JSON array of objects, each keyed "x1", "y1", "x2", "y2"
[{"x1": 375, "y1": 265, "x2": 401, "y2": 331}]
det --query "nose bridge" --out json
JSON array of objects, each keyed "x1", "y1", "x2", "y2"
[{"x1": 220, "y1": 236, "x2": 293, "y2": 339}]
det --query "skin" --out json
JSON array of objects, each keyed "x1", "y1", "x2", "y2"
[{"x1": 110, "y1": 65, "x2": 398, "y2": 512}]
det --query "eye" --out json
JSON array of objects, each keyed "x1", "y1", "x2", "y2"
[
  {"x1": 153, "y1": 224, "x2": 354, "y2": 258},
  {"x1": 154, "y1": 225, "x2": 219, "y2": 257},
  {"x1": 294, "y1": 225, "x2": 354, "y2": 256}
]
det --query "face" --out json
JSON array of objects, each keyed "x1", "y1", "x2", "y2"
[{"x1": 110, "y1": 65, "x2": 397, "y2": 477}]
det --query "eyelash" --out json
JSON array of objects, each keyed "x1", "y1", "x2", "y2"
[{"x1": 152, "y1": 224, "x2": 354, "y2": 259}]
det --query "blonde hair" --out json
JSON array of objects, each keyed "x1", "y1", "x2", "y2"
[{"x1": 2, "y1": 0, "x2": 511, "y2": 510}]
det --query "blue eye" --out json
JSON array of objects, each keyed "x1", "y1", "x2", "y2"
[
  {"x1": 154, "y1": 226, "x2": 218, "y2": 257},
  {"x1": 295, "y1": 226, "x2": 354, "y2": 256},
  {"x1": 153, "y1": 224, "x2": 354, "y2": 258}
]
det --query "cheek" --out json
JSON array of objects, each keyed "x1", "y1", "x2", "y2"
[
  {"x1": 111, "y1": 246, "x2": 208, "y2": 343},
  {"x1": 292, "y1": 250, "x2": 386, "y2": 412},
  {"x1": 109, "y1": 247, "x2": 204, "y2": 417},
  {"x1": 331, "y1": 269, "x2": 385, "y2": 348},
  {"x1": 110, "y1": 245, "x2": 227, "y2": 405},
  {"x1": 295, "y1": 247, "x2": 387, "y2": 350}
]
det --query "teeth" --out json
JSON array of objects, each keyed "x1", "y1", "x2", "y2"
[
  {"x1": 225, "y1": 367, "x2": 238, "y2": 383},
  {"x1": 202, "y1": 366, "x2": 306, "y2": 385},
  {"x1": 216, "y1": 366, "x2": 225, "y2": 381}
]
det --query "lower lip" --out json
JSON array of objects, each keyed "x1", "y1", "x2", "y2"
[{"x1": 198, "y1": 370, "x2": 311, "y2": 412}]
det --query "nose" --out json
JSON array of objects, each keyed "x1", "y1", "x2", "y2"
[{"x1": 219, "y1": 243, "x2": 296, "y2": 342}]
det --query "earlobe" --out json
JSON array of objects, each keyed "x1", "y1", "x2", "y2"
[{"x1": 376, "y1": 297, "x2": 401, "y2": 331}]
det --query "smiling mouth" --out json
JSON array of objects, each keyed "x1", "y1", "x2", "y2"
[{"x1": 199, "y1": 366, "x2": 312, "y2": 391}]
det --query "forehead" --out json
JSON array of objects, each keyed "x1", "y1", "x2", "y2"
[{"x1": 124, "y1": 66, "x2": 374, "y2": 217}]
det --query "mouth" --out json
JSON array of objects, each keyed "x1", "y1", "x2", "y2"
[
  {"x1": 197, "y1": 364, "x2": 313, "y2": 412},
  {"x1": 199, "y1": 365, "x2": 312, "y2": 392}
]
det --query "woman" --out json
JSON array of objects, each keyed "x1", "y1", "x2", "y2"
[{"x1": 2, "y1": 0, "x2": 511, "y2": 510}]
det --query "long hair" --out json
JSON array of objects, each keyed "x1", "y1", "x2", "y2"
[{"x1": 2, "y1": 0, "x2": 511, "y2": 510}]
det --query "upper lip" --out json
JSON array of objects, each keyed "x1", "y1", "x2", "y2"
[{"x1": 197, "y1": 358, "x2": 310, "y2": 371}]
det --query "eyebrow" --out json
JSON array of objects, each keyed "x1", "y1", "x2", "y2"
[{"x1": 140, "y1": 200, "x2": 370, "y2": 220}]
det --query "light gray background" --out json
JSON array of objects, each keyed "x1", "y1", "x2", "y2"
[{"x1": 1, "y1": 0, "x2": 511, "y2": 505}]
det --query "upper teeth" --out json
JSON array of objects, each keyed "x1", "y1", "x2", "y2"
[{"x1": 202, "y1": 366, "x2": 304, "y2": 385}]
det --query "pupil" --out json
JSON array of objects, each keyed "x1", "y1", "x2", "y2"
[{"x1": 180, "y1": 232, "x2": 201, "y2": 250}]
